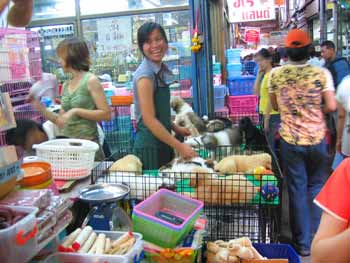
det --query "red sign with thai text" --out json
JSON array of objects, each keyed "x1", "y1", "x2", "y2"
[{"x1": 227, "y1": 0, "x2": 276, "y2": 23}]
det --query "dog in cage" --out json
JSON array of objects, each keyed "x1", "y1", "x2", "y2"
[
  {"x1": 170, "y1": 96, "x2": 206, "y2": 136},
  {"x1": 239, "y1": 116, "x2": 266, "y2": 150}
]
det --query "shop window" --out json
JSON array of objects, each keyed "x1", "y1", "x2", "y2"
[
  {"x1": 81, "y1": 11, "x2": 192, "y2": 85},
  {"x1": 80, "y1": 0, "x2": 189, "y2": 15},
  {"x1": 32, "y1": 0, "x2": 75, "y2": 20}
]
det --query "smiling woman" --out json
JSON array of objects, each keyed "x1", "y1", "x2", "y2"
[{"x1": 132, "y1": 22, "x2": 197, "y2": 169}]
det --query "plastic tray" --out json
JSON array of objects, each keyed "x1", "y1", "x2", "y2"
[
  {"x1": 228, "y1": 95, "x2": 258, "y2": 114},
  {"x1": 0, "y1": 205, "x2": 39, "y2": 263},
  {"x1": 227, "y1": 75, "x2": 256, "y2": 96},
  {"x1": 132, "y1": 189, "x2": 203, "y2": 248}
]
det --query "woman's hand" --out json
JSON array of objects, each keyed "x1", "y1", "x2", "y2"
[
  {"x1": 56, "y1": 108, "x2": 77, "y2": 129},
  {"x1": 176, "y1": 143, "x2": 198, "y2": 160}
]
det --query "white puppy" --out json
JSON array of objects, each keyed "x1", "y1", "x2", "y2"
[{"x1": 170, "y1": 96, "x2": 206, "y2": 136}]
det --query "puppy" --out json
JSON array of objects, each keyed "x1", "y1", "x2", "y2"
[
  {"x1": 214, "y1": 153, "x2": 272, "y2": 174},
  {"x1": 239, "y1": 117, "x2": 266, "y2": 150},
  {"x1": 159, "y1": 156, "x2": 215, "y2": 175},
  {"x1": 188, "y1": 170, "x2": 259, "y2": 204},
  {"x1": 184, "y1": 127, "x2": 242, "y2": 149},
  {"x1": 171, "y1": 96, "x2": 206, "y2": 136},
  {"x1": 109, "y1": 154, "x2": 142, "y2": 173},
  {"x1": 206, "y1": 118, "x2": 233, "y2": 132}
]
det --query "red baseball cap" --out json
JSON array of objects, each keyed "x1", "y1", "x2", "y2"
[{"x1": 285, "y1": 29, "x2": 311, "y2": 48}]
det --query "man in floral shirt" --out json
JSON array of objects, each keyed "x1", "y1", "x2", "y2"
[{"x1": 269, "y1": 29, "x2": 337, "y2": 256}]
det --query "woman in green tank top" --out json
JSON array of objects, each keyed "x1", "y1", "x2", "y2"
[{"x1": 30, "y1": 37, "x2": 111, "y2": 160}]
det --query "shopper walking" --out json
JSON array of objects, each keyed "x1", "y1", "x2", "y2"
[
  {"x1": 132, "y1": 22, "x2": 196, "y2": 169},
  {"x1": 30, "y1": 37, "x2": 111, "y2": 160},
  {"x1": 321, "y1": 40, "x2": 350, "y2": 168},
  {"x1": 254, "y1": 48, "x2": 280, "y2": 155},
  {"x1": 269, "y1": 29, "x2": 337, "y2": 256},
  {"x1": 336, "y1": 74, "x2": 350, "y2": 158},
  {"x1": 321, "y1": 40, "x2": 350, "y2": 89}
]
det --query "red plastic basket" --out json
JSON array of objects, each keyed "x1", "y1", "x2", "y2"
[{"x1": 228, "y1": 95, "x2": 258, "y2": 114}]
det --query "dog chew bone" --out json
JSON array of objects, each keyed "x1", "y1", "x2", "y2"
[
  {"x1": 72, "y1": 226, "x2": 93, "y2": 251},
  {"x1": 87, "y1": 237, "x2": 98, "y2": 254},
  {"x1": 59, "y1": 228, "x2": 81, "y2": 251},
  {"x1": 78, "y1": 232, "x2": 97, "y2": 253},
  {"x1": 105, "y1": 238, "x2": 111, "y2": 254},
  {"x1": 111, "y1": 232, "x2": 132, "y2": 248},
  {"x1": 95, "y1": 233, "x2": 106, "y2": 254},
  {"x1": 237, "y1": 246, "x2": 254, "y2": 259},
  {"x1": 230, "y1": 237, "x2": 252, "y2": 247},
  {"x1": 118, "y1": 237, "x2": 135, "y2": 254},
  {"x1": 207, "y1": 242, "x2": 220, "y2": 253},
  {"x1": 216, "y1": 248, "x2": 230, "y2": 261},
  {"x1": 228, "y1": 255, "x2": 240, "y2": 263}
]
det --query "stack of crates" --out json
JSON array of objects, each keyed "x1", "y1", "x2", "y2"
[
  {"x1": 226, "y1": 48, "x2": 258, "y2": 124},
  {"x1": 213, "y1": 62, "x2": 222, "y2": 86},
  {"x1": 226, "y1": 49, "x2": 242, "y2": 78},
  {"x1": 213, "y1": 85, "x2": 227, "y2": 112},
  {"x1": 102, "y1": 105, "x2": 134, "y2": 157}
]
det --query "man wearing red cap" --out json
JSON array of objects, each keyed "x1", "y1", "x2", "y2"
[{"x1": 269, "y1": 29, "x2": 337, "y2": 256}]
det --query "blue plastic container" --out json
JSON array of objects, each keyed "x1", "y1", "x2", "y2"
[
  {"x1": 214, "y1": 97, "x2": 225, "y2": 110},
  {"x1": 179, "y1": 65, "x2": 192, "y2": 80},
  {"x1": 253, "y1": 243, "x2": 301, "y2": 263},
  {"x1": 213, "y1": 63, "x2": 221, "y2": 74},
  {"x1": 227, "y1": 63, "x2": 242, "y2": 78},
  {"x1": 214, "y1": 85, "x2": 227, "y2": 98},
  {"x1": 227, "y1": 75, "x2": 256, "y2": 95},
  {"x1": 226, "y1": 49, "x2": 242, "y2": 64}
]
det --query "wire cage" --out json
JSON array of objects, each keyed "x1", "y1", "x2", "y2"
[
  {"x1": 91, "y1": 144, "x2": 282, "y2": 243},
  {"x1": 13, "y1": 103, "x2": 45, "y2": 124}
]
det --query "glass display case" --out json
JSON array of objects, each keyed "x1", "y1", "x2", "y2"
[
  {"x1": 81, "y1": 10, "x2": 192, "y2": 87},
  {"x1": 30, "y1": 24, "x2": 75, "y2": 79}
]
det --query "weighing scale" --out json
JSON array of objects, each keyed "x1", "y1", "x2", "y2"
[{"x1": 78, "y1": 183, "x2": 131, "y2": 231}]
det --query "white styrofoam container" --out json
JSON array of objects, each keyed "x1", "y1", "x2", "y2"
[
  {"x1": 45, "y1": 231, "x2": 143, "y2": 263},
  {"x1": 0, "y1": 205, "x2": 39, "y2": 263}
]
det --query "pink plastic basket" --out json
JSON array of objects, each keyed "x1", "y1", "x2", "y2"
[
  {"x1": 228, "y1": 95, "x2": 258, "y2": 114},
  {"x1": 13, "y1": 103, "x2": 45, "y2": 123}
]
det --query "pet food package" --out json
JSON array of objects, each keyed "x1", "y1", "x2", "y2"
[
  {"x1": 0, "y1": 189, "x2": 53, "y2": 209},
  {"x1": 0, "y1": 93, "x2": 16, "y2": 132}
]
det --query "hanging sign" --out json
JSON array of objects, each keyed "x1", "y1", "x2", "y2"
[
  {"x1": 227, "y1": 0, "x2": 276, "y2": 23},
  {"x1": 244, "y1": 27, "x2": 260, "y2": 43},
  {"x1": 96, "y1": 17, "x2": 132, "y2": 54}
]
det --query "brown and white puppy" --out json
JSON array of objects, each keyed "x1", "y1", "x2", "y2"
[
  {"x1": 170, "y1": 96, "x2": 206, "y2": 136},
  {"x1": 214, "y1": 153, "x2": 272, "y2": 174},
  {"x1": 188, "y1": 169, "x2": 259, "y2": 205}
]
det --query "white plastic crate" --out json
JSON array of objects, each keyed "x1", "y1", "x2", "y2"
[{"x1": 33, "y1": 139, "x2": 99, "y2": 180}]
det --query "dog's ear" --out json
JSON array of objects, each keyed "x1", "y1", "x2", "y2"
[{"x1": 205, "y1": 159, "x2": 215, "y2": 169}]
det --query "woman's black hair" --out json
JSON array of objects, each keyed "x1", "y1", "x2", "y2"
[
  {"x1": 5, "y1": 119, "x2": 44, "y2": 147},
  {"x1": 286, "y1": 45, "x2": 310, "y2": 62},
  {"x1": 256, "y1": 48, "x2": 272, "y2": 59},
  {"x1": 137, "y1": 22, "x2": 168, "y2": 56}
]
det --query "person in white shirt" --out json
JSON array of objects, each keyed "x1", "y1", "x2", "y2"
[{"x1": 336, "y1": 75, "x2": 350, "y2": 157}]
